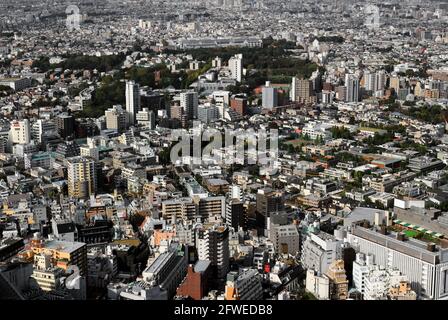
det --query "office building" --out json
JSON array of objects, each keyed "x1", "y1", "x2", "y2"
[
  {"x1": 9, "y1": 119, "x2": 31, "y2": 145},
  {"x1": 262, "y1": 81, "x2": 278, "y2": 109},
  {"x1": 125, "y1": 80, "x2": 141, "y2": 126},
  {"x1": 225, "y1": 198, "x2": 245, "y2": 231},
  {"x1": 198, "y1": 105, "x2": 219, "y2": 124},
  {"x1": 269, "y1": 224, "x2": 300, "y2": 255},
  {"x1": 176, "y1": 260, "x2": 211, "y2": 300},
  {"x1": 66, "y1": 156, "x2": 97, "y2": 199},
  {"x1": 291, "y1": 77, "x2": 315, "y2": 103},
  {"x1": 347, "y1": 225, "x2": 448, "y2": 299},
  {"x1": 136, "y1": 108, "x2": 156, "y2": 129},
  {"x1": 56, "y1": 114, "x2": 75, "y2": 139},
  {"x1": 230, "y1": 96, "x2": 248, "y2": 116},
  {"x1": 301, "y1": 231, "x2": 341, "y2": 274},
  {"x1": 141, "y1": 243, "x2": 188, "y2": 299},
  {"x1": 180, "y1": 91, "x2": 198, "y2": 120},
  {"x1": 105, "y1": 105, "x2": 127, "y2": 133},
  {"x1": 196, "y1": 225, "x2": 230, "y2": 284},
  {"x1": 228, "y1": 54, "x2": 243, "y2": 82},
  {"x1": 30, "y1": 234, "x2": 87, "y2": 276},
  {"x1": 225, "y1": 269, "x2": 263, "y2": 300},
  {"x1": 345, "y1": 74, "x2": 360, "y2": 102}
]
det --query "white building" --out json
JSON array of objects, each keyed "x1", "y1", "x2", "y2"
[
  {"x1": 136, "y1": 108, "x2": 155, "y2": 129},
  {"x1": 305, "y1": 269, "x2": 330, "y2": 300},
  {"x1": 9, "y1": 119, "x2": 31, "y2": 145},
  {"x1": 125, "y1": 80, "x2": 141, "y2": 126},
  {"x1": 228, "y1": 54, "x2": 243, "y2": 82},
  {"x1": 347, "y1": 225, "x2": 448, "y2": 300}
]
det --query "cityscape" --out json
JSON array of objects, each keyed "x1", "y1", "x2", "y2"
[{"x1": 1, "y1": 0, "x2": 448, "y2": 303}]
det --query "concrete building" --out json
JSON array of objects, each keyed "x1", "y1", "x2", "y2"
[
  {"x1": 305, "y1": 269, "x2": 330, "y2": 300},
  {"x1": 30, "y1": 235, "x2": 87, "y2": 276},
  {"x1": 262, "y1": 81, "x2": 278, "y2": 109},
  {"x1": 301, "y1": 231, "x2": 341, "y2": 274},
  {"x1": 105, "y1": 105, "x2": 127, "y2": 133},
  {"x1": 196, "y1": 225, "x2": 229, "y2": 284},
  {"x1": 291, "y1": 77, "x2": 315, "y2": 103},
  {"x1": 345, "y1": 74, "x2": 360, "y2": 102},
  {"x1": 176, "y1": 260, "x2": 211, "y2": 300},
  {"x1": 347, "y1": 225, "x2": 448, "y2": 299},
  {"x1": 269, "y1": 224, "x2": 300, "y2": 256},
  {"x1": 325, "y1": 259, "x2": 348, "y2": 300},
  {"x1": 66, "y1": 156, "x2": 97, "y2": 199},
  {"x1": 228, "y1": 54, "x2": 243, "y2": 82},
  {"x1": 9, "y1": 119, "x2": 31, "y2": 145},
  {"x1": 225, "y1": 269, "x2": 263, "y2": 300},
  {"x1": 136, "y1": 108, "x2": 155, "y2": 129},
  {"x1": 125, "y1": 80, "x2": 141, "y2": 126},
  {"x1": 141, "y1": 243, "x2": 188, "y2": 299},
  {"x1": 180, "y1": 91, "x2": 198, "y2": 120}
]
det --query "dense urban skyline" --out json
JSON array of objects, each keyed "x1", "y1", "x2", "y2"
[{"x1": 0, "y1": 0, "x2": 448, "y2": 304}]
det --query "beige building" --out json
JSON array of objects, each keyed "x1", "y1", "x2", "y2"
[
  {"x1": 105, "y1": 105, "x2": 127, "y2": 132},
  {"x1": 325, "y1": 260, "x2": 348, "y2": 300},
  {"x1": 66, "y1": 156, "x2": 97, "y2": 199}
]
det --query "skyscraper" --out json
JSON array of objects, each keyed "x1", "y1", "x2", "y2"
[
  {"x1": 126, "y1": 80, "x2": 141, "y2": 126},
  {"x1": 345, "y1": 74, "x2": 360, "y2": 102},
  {"x1": 291, "y1": 77, "x2": 315, "y2": 103},
  {"x1": 228, "y1": 54, "x2": 243, "y2": 82},
  {"x1": 262, "y1": 81, "x2": 278, "y2": 109},
  {"x1": 196, "y1": 225, "x2": 230, "y2": 286},
  {"x1": 66, "y1": 156, "x2": 97, "y2": 199},
  {"x1": 56, "y1": 114, "x2": 75, "y2": 139},
  {"x1": 180, "y1": 91, "x2": 198, "y2": 120}
]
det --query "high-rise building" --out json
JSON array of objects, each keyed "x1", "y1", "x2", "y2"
[
  {"x1": 212, "y1": 56, "x2": 222, "y2": 68},
  {"x1": 198, "y1": 105, "x2": 219, "y2": 124},
  {"x1": 256, "y1": 188, "x2": 284, "y2": 235},
  {"x1": 141, "y1": 243, "x2": 188, "y2": 299},
  {"x1": 180, "y1": 91, "x2": 198, "y2": 120},
  {"x1": 269, "y1": 223, "x2": 300, "y2": 255},
  {"x1": 363, "y1": 71, "x2": 376, "y2": 92},
  {"x1": 347, "y1": 224, "x2": 448, "y2": 299},
  {"x1": 325, "y1": 260, "x2": 349, "y2": 300},
  {"x1": 390, "y1": 75, "x2": 400, "y2": 92},
  {"x1": 105, "y1": 105, "x2": 127, "y2": 133},
  {"x1": 291, "y1": 77, "x2": 315, "y2": 103},
  {"x1": 136, "y1": 108, "x2": 156, "y2": 129},
  {"x1": 345, "y1": 74, "x2": 360, "y2": 102},
  {"x1": 228, "y1": 54, "x2": 243, "y2": 82},
  {"x1": 375, "y1": 70, "x2": 386, "y2": 93},
  {"x1": 30, "y1": 234, "x2": 88, "y2": 276},
  {"x1": 56, "y1": 114, "x2": 75, "y2": 139},
  {"x1": 125, "y1": 80, "x2": 141, "y2": 126},
  {"x1": 224, "y1": 269, "x2": 263, "y2": 300},
  {"x1": 32, "y1": 119, "x2": 57, "y2": 144},
  {"x1": 262, "y1": 81, "x2": 278, "y2": 109},
  {"x1": 225, "y1": 198, "x2": 245, "y2": 231},
  {"x1": 9, "y1": 119, "x2": 31, "y2": 145},
  {"x1": 66, "y1": 156, "x2": 97, "y2": 199},
  {"x1": 176, "y1": 260, "x2": 211, "y2": 300},
  {"x1": 196, "y1": 225, "x2": 229, "y2": 285},
  {"x1": 230, "y1": 96, "x2": 248, "y2": 116}
]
